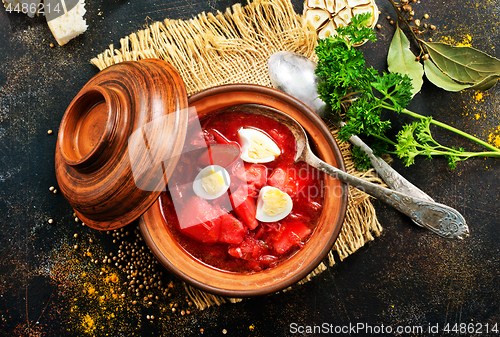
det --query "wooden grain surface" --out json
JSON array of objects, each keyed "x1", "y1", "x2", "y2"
[{"x1": 1, "y1": 0, "x2": 499, "y2": 336}]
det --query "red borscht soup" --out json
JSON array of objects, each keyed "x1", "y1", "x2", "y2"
[{"x1": 159, "y1": 108, "x2": 325, "y2": 273}]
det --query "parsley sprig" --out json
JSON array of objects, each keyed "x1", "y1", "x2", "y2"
[{"x1": 315, "y1": 13, "x2": 500, "y2": 170}]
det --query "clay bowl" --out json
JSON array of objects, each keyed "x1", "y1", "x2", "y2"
[{"x1": 140, "y1": 84, "x2": 348, "y2": 297}]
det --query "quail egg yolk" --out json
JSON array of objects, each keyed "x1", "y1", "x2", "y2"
[
  {"x1": 238, "y1": 128, "x2": 281, "y2": 163},
  {"x1": 263, "y1": 189, "x2": 289, "y2": 215},
  {"x1": 193, "y1": 165, "x2": 231, "y2": 200},
  {"x1": 248, "y1": 134, "x2": 279, "y2": 160},
  {"x1": 201, "y1": 169, "x2": 226, "y2": 196},
  {"x1": 256, "y1": 186, "x2": 293, "y2": 222}
]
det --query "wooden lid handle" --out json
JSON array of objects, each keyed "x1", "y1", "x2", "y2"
[{"x1": 58, "y1": 86, "x2": 121, "y2": 172}]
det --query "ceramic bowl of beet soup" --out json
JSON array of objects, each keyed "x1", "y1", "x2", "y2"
[{"x1": 139, "y1": 83, "x2": 348, "y2": 297}]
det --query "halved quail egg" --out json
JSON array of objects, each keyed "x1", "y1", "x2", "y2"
[
  {"x1": 193, "y1": 165, "x2": 231, "y2": 200},
  {"x1": 238, "y1": 128, "x2": 281, "y2": 164},
  {"x1": 255, "y1": 186, "x2": 293, "y2": 222}
]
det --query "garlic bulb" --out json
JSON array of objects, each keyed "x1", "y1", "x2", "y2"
[{"x1": 303, "y1": 0, "x2": 379, "y2": 44}]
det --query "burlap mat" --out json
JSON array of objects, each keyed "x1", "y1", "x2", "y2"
[{"x1": 91, "y1": 0, "x2": 383, "y2": 309}]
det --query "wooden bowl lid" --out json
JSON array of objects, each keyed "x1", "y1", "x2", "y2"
[{"x1": 55, "y1": 59, "x2": 189, "y2": 230}]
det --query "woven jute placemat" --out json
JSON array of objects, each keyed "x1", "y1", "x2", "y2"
[{"x1": 90, "y1": 0, "x2": 383, "y2": 309}]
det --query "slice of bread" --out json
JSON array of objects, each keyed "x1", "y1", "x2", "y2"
[{"x1": 46, "y1": 0, "x2": 88, "y2": 46}]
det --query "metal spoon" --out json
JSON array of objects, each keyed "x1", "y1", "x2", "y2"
[
  {"x1": 236, "y1": 103, "x2": 469, "y2": 240},
  {"x1": 268, "y1": 51, "x2": 435, "y2": 229}
]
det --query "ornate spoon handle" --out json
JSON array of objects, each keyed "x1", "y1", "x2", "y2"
[
  {"x1": 348, "y1": 133, "x2": 434, "y2": 203},
  {"x1": 303, "y1": 149, "x2": 469, "y2": 240},
  {"x1": 242, "y1": 102, "x2": 470, "y2": 240}
]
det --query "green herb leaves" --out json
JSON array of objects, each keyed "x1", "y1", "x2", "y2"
[
  {"x1": 393, "y1": 116, "x2": 486, "y2": 170},
  {"x1": 315, "y1": 13, "x2": 500, "y2": 170},
  {"x1": 315, "y1": 12, "x2": 377, "y2": 113},
  {"x1": 372, "y1": 72, "x2": 413, "y2": 112},
  {"x1": 340, "y1": 12, "x2": 377, "y2": 46},
  {"x1": 315, "y1": 16, "x2": 409, "y2": 146},
  {"x1": 387, "y1": 26, "x2": 424, "y2": 96}
]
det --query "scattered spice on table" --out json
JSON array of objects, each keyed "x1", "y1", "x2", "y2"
[{"x1": 37, "y1": 217, "x2": 202, "y2": 336}]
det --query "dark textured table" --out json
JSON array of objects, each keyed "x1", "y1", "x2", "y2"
[{"x1": 1, "y1": 0, "x2": 499, "y2": 336}]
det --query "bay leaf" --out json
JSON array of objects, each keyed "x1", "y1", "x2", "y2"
[
  {"x1": 423, "y1": 59, "x2": 471, "y2": 92},
  {"x1": 470, "y1": 75, "x2": 499, "y2": 91},
  {"x1": 387, "y1": 25, "x2": 424, "y2": 96},
  {"x1": 424, "y1": 41, "x2": 500, "y2": 86}
]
